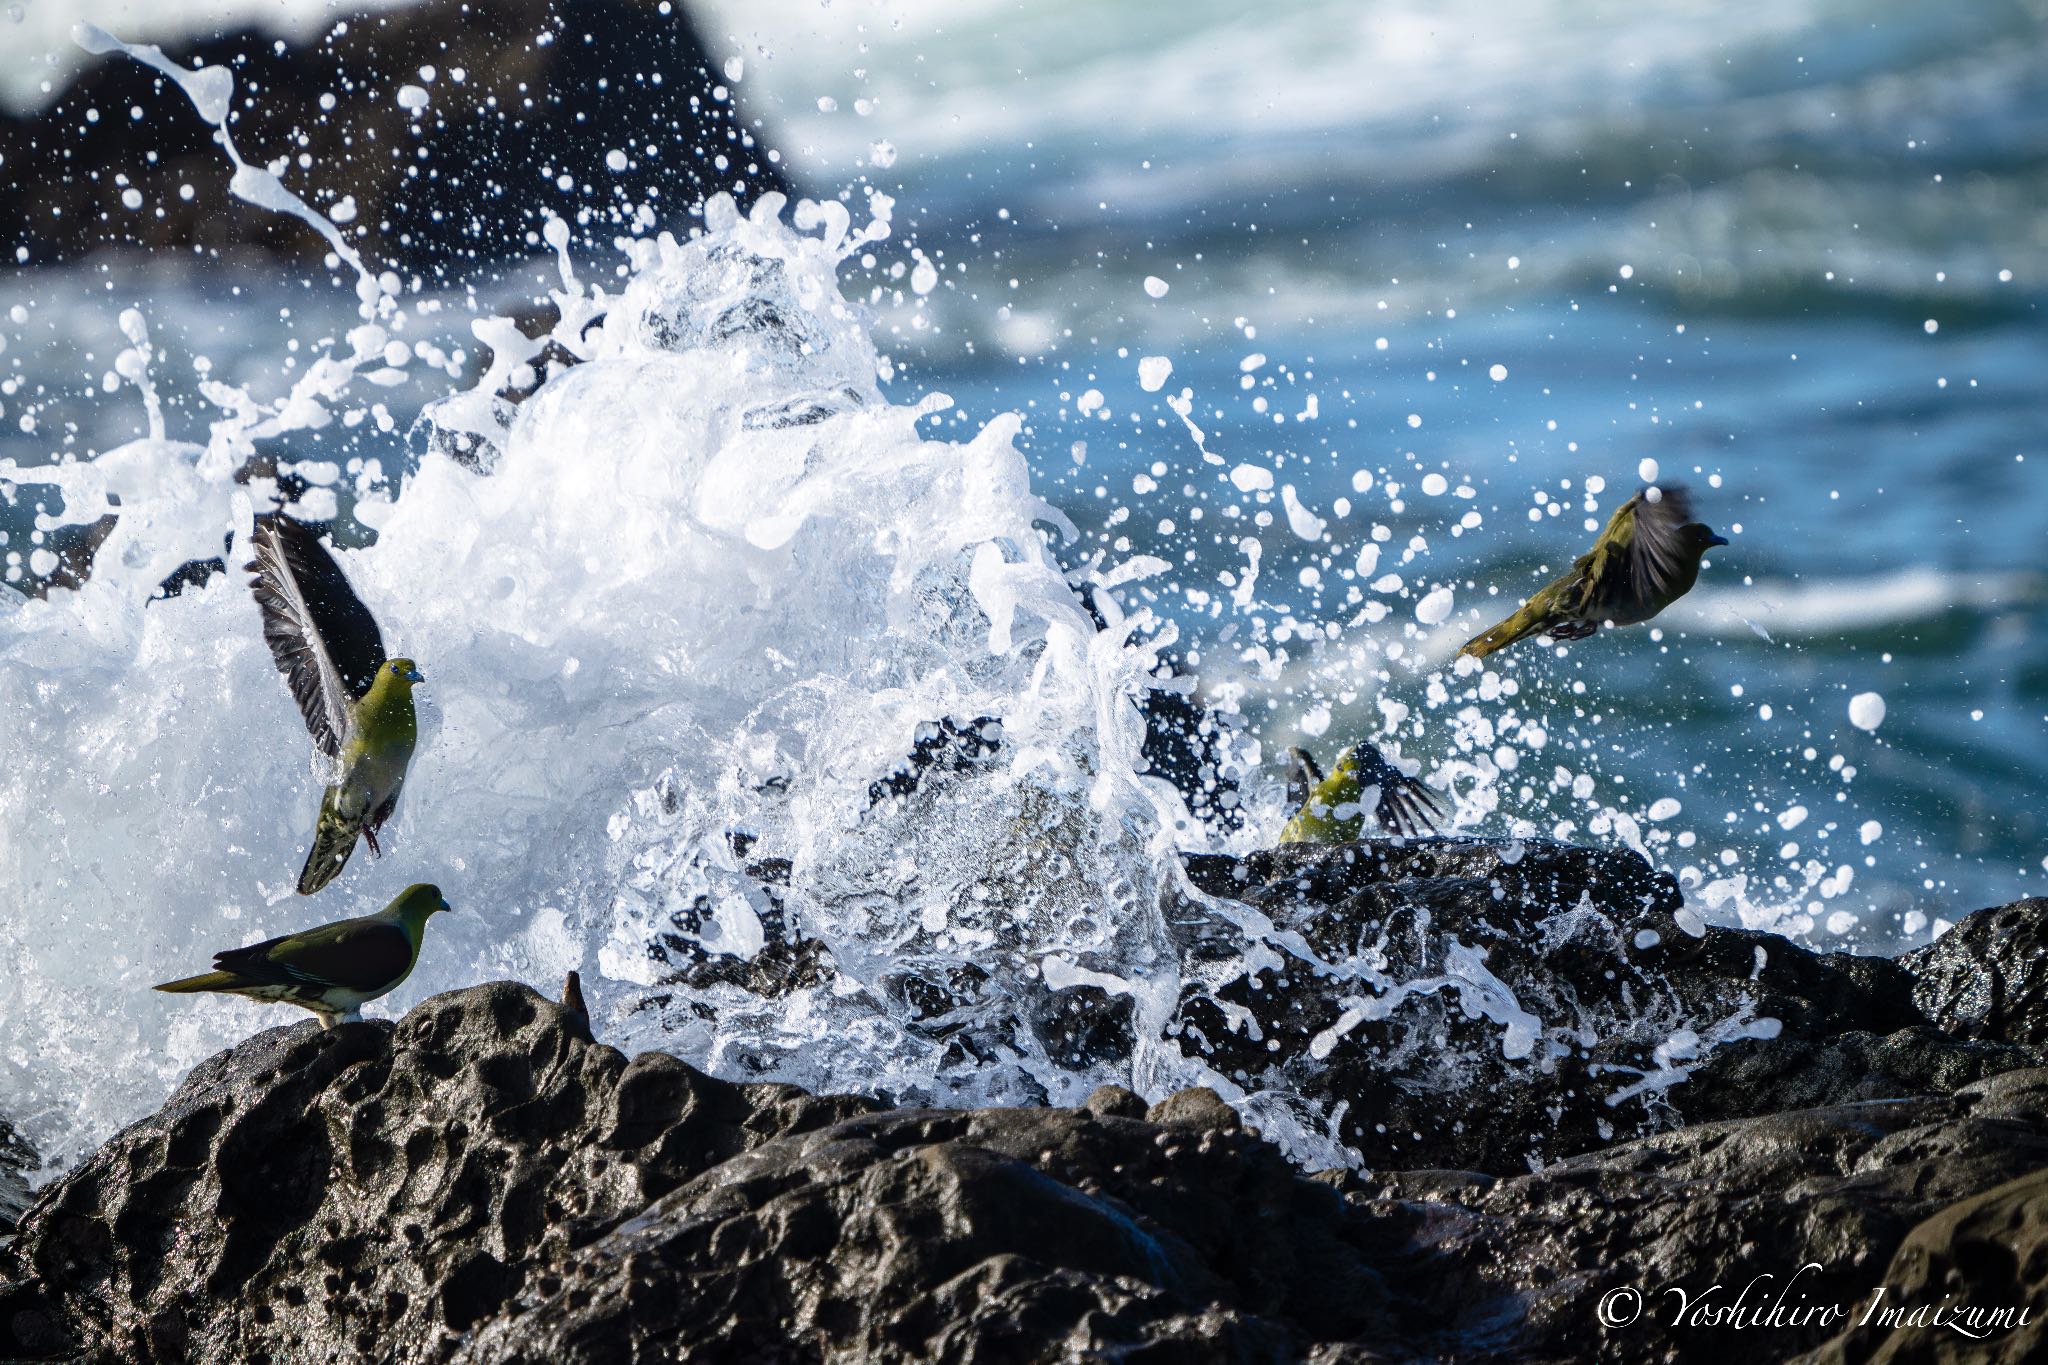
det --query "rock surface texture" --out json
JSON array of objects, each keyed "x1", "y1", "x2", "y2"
[
  {"x1": 1176, "y1": 839, "x2": 1988, "y2": 1172},
  {"x1": 0, "y1": 1119, "x2": 33, "y2": 1235},
  {"x1": 4, "y1": 851, "x2": 2048, "y2": 1363}
]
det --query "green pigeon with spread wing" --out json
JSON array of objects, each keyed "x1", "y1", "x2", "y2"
[
  {"x1": 155, "y1": 883, "x2": 451, "y2": 1028},
  {"x1": 247, "y1": 512, "x2": 423, "y2": 894},
  {"x1": 1459, "y1": 485, "x2": 1728, "y2": 658},
  {"x1": 1279, "y1": 741, "x2": 1443, "y2": 842}
]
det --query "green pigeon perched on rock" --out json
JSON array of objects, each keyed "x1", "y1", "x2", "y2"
[
  {"x1": 247, "y1": 512, "x2": 423, "y2": 894},
  {"x1": 1279, "y1": 741, "x2": 1442, "y2": 842},
  {"x1": 1459, "y1": 484, "x2": 1727, "y2": 658},
  {"x1": 154, "y1": 883, "x2": 451, "y2": 1028}
]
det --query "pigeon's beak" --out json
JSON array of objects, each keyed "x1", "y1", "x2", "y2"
[
  {"x1": 1705, "y1": 534, "x2": 1730, "y2": 548},
  {"x1": 406, "y1": 667, "x2": 426, "y2": 683}
]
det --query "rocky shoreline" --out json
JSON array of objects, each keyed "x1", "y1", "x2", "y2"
[
  {"x1": 0, "y1": 0, "x2": 785, "y2": 269},
  {"x1": 4, "y1": 841, "x2": 2046, "y2": 1362}
]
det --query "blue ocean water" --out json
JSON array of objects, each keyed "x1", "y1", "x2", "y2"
[{"x1": 826, "y1": 0, "x2": 2048, "y2": 935}]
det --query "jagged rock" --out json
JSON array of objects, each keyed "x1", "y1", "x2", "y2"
[
  {"x1": 9, "y1": 985, "x2": 2048, "y2": 1362},
  {"x1": 0, "y1": 0, "x2": 789, "y2": 270},
  {"x1": 451, "y1": 1102, "x2": 1388, "y2": 1364},
  {"x1": 557, "y1": 971, "x2": 592, "y2": 1044},
  {"x1": 1900, "y1": 896, "x2": 2048, "y2": 1047},
  {"x1": 0, "y1": 982, "x2": 873, "y2": 1363},
  {"x1": 1349, "y1": 1066, "x2": 2048, "y2": 1363},
  {"x1": 1800, "y1": 1164, "x2": 2048, "y2": 1364},
  {"x1": 656, "y1": 837, "x2": 2045, "y2": 1175},
  {"x1": 1171, "y1": 838, "x2": 2006, "y2": 1173}
]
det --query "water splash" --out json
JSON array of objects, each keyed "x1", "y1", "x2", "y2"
[
  {"x1": 0, "y1": 166, "x2": 1225, "y2": 1162},
  {"x1": 0, "y1": 23, "x2": 1938, "y2": 1179}
]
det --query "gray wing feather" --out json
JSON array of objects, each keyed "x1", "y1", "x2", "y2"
[
  {"x1": 1625, "y1": 485, "x2": 1697, "y2": 600},
  {"x1": 247, "y1": 517, "x2": 371, "y2": 758},
  {"x1": 1353, "y1": 743, "x2": 1444, "y2": 838},
  {"x1": 1285, "y1": 746, "x2": 1325, "y2": 807}
]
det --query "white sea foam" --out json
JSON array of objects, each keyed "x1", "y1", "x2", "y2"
[{"x1": 0, "y1": 180, "x2": 1257, "y2": 1155}]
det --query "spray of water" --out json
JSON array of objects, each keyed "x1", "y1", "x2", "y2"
[{"x1": 0, "y1": 27, "x2": 1806, "y2": 1176}]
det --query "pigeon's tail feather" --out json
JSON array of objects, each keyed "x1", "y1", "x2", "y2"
[
  {"x1": 298, "y1": 785, "x2": 361, "y2": 895},
  {"x1": 1458, "y1": 605, "x2": 1555, "y2": 658},
  {"x1": 154, "y1": 970, "x2": 240, "y2": 994}
]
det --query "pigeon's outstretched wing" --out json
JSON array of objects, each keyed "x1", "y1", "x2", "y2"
[
  {"x1": 1285, "y1": 746, "x2": 1326, "y2": 807},
  {"x1": 247, "y1": 513, "x2": 386, "y2": 757},
  {"x1": 1600, "y1": 485, "x2": 1700, "y2": 607},
  {"x1": 1352, "y1": 743, "x2": 1445, "y2": 839}
]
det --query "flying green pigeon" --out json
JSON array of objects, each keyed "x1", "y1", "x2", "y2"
[
  {"x1": 1279, "y1": 741, "x2": 1443, "y2": 842},
  {"x1": 154, "y1": 883, "x2": 451, "y2": 1027},
  {"x1": 1459, "y1": 485, "x2": 1727, "y2": 658},
  {"x1": 247, "y1": 513, "x2": 423, "y2": 894}
]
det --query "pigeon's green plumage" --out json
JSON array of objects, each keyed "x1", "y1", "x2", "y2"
[
  {"x1": 247, "y1": 513, "x2": 424, "y2": 894},
  {"x1": 1459, "y1": 485, "x2": 1728, "y2": 658},
  {"x1": 1279, "y1": 741, "x2": 1442, "y2": 842},
  {"x1": 154, "y1": 883, "x2": 451, "y2": 1027}
]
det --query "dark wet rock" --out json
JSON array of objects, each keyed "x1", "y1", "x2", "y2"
[
  {"x1": 1801, "y1": 1162, "x2": 2048, "y2": 1364},
  {"x1": 1351, "y1": 1066, "x2": 2048, "y2": 1363},
  {"x1": 1899, "y1": 896, "x2": 2048, "y2": 1047},
  {"x1": 1146, "y1": 1085, "x2": 1243, "y2": 1131},
  {"x1": 646, "y1": 854, "x2": 836, "y2": 1005},
  {"x1": 864, "y1": 715, "x2": 1006, "y2": 810},
  {"x1": 1138, "y1": 681, "x2": 1249, "y2": 834},
  {"x1": 1680, "y1": 1025, "x2": 2042, "y2": 1124},
  {"x1": 1081, "y1": 1084, "x2": 1149, "y2": 1119},
  {"x1": 0, "y1": 982, "x2": 872, "y2": 1363},
  {"x1": 0, "y1": 1118, "x2": 33, "y2": 1235},
  {"x1": 1168, "y1": 838, "x2": 2022, "y2": 1174},
  {"x1": 658, "y1": 835, "x2": 2044, "y2": 1176},
  {"x1": 451, "y1": 1100, "x2": 1384, "y2": 1364},
  {"x1": 557, "y1": 971, "x2": 592, "y2": 1044},
  {"x1": 17, "y1": 855, "x2": 2040, "y2": 1361},
  {"x1": 0, "y1": 0, "x2": 789, "y2": 271},
  {"x1": 1072, "y1": 582, "x2": 1251, "y2": 835},
  {"x1": 9, "y1": 979, "x2": 2048, "y2": 1363}
]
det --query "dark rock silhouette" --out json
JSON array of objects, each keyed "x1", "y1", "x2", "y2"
[
  {"x1": 1901, "y1": 895, "x2": 2048, "y2": 1047},
  {"x1": 0, "y1": 982, "x2": 874, "y2": 1361},
  {"x1": 0, "y1": 1117, "x2": 32, "y2": 1234},
  {"x1": 0, "y1": 0, "x2": 789, "y2": 273},
  {"x1": 656, "y1": 837, "x2": 2043, "y2": 1174},
  {"x1": 5, "y1": 976, "x2": 2048, "y2": 1362},
  {"x1": 1178, "y1": 841, "x2": 2043, "y2": 1172}
]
